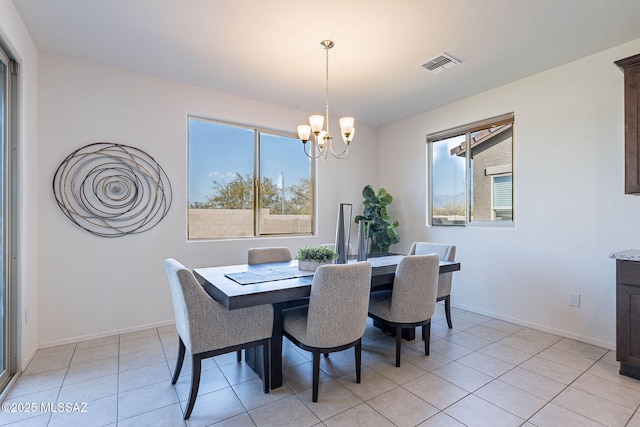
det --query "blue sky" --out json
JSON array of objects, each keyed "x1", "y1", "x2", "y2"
[
  {"x1": 431, "y1": 135, "x2": 466, "y2": 205},
  {"x1": 188, "y1": 118, "x2": 311, "y2": 204}
]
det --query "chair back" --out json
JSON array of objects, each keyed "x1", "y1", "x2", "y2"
[
  {"x1": 408, "y1": 242, "x2": 455, "y2": 261},
  {"x1": 164, "y1": 258, "x2": 205, "y2": 352},
  {"x1": 408, "y1": 242, "x2": 456, "y2": 298},
  {"x1": 390, "y1": 254, "x2": 440, "y2": 323},
  {"x1": 320, "y1": 242, "x2": 355, "y2": 256},
  {"x1": 305, "y1": 262, "x2": 372, "y2": 348},
  {"x1": 248, "y1": 247, "x2": 292, "y2": 264}
]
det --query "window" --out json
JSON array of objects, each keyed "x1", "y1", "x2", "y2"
[
  {"x1": 188, "y1": 117, "x2": 313, "y2": 239},
  {"x1": 428, "y1": 113, "x2": 514, "y2": 226}
]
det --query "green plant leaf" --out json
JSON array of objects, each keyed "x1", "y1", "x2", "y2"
[
  {"x1": 357, "y1": 184, "x2": 399, "y2": 254},
  {"x1": 362, "y1": 185, "x2": 375, "y2": 199},
  {"x1": 380, "y1": 193, "x2": 393, "y2": 204}
]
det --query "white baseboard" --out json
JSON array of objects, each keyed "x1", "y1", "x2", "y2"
[
  {"x1": 451, "y1": 303, "x2": 615, "y2": 351},
  {"x1": 19, "y1": 345, "x2": 38, "y2": 373},
  {"x1": 37, "y1": 319, "x2": 176, "y2": 349}
]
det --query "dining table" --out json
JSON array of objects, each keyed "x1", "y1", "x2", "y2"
[{"x1": 193, "y1": 254, "x2": 461, "y2": 389}]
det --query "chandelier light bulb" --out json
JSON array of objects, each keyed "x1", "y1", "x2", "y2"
[
  {"x1": 309, "y1": 115, "x2": 324, "y2": 135},
  {"x1": 297, "y1": 125, "x2": 311, "y2": 142}
]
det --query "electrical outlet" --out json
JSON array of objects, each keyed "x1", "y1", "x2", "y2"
[{"x1": 568, "y1": 292, "x2": 580, "y2": 307}]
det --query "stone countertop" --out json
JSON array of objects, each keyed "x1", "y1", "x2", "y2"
[{"x1": 610, "y1": 249, "x2": 640, "y2": 261}]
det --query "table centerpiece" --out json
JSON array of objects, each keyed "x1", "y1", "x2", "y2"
[{"x1": 296, "y1": 246, "x2": 338, "y2": 271}]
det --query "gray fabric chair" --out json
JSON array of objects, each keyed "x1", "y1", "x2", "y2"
[
  {"x1": 368, "y1": 254, "x2": 439, "y2": 367},
  {"x1": 242, "y1": 247, "x2": 291, "y2": 363},
  {"x1": 247, "y1": 246, "x2": 292, "y2": 265},
  {"x1": 408, "y1": 242, "x2": 457, "y2": 328},
  {"x1": 282, "y1": 262, "x2": 372, "y2": 402},
  {"x1": 164, "y1": 258, "x2": 273, "y2": 419}
]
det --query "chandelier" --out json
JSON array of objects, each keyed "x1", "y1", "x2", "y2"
[{"x1": 297, "y1": 40, "x2": 355, "y2": 160}]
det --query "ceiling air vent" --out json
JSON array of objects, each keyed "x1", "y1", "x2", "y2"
[{"x1": 422, "y1": 53, "x2": 461, "y2": 74}]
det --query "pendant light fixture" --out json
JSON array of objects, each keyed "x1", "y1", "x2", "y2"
[{"x1": 297, "y1": 40, "x2": 355, "y2": 160}]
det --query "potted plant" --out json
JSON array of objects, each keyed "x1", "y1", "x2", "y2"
[
  {"x1": 296, "y1": 246, "x2": 338, "y2": 271},
  {"x1": 354, "y1": 185, "x2": 400, "y2": 253}
]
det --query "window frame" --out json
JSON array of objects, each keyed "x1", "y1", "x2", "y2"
[
  {"x1": 187, "y1": 115, "x2": 315, "y2": 240},
  {"x1": 427, "y1": 113, "x2": 514, "y2": 227}
]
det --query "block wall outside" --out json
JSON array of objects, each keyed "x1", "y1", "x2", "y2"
[{"x1": 188, "y1": 208, "x2": 311, "y2": 239}]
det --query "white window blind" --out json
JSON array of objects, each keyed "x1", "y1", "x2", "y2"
[{"x1": 493, "y1": 175, "x2": 512, "y2": 208}]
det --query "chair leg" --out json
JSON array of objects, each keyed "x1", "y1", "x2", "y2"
[
  {"x1": 355, "y1": 339, "x2": 362, "y2": 383},
  {"x1": 312, "y1": 351, "x2": 320, "y2": 402},
  {"x1": 183, "y1": 354, "x2": 202, "y2": 420},
  {"x1": 444, "y1": 295, "x2": 453, "y2": 329},
  {"x1": 395, "y1": 326, "x2": 402, "y2": 367},
  {"x1": 172, "y1": 337, "x2": 186, "y2": 384},
  {"x1": 324, "y1": 353, "x2": 329, "y2": 358},
  {"x1": 262, "y1": 339, "x2": 270, "y2": 394},
  {"x1": 423, "y1": 320, "x2": 431, "y2": 355},
  {"x1": 236, "y1": 349, "x2": 242, "y2": 362}
]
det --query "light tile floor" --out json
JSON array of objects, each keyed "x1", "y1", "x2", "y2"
[{"x1": 2, "y1": 305, "x2": 640, "y2": 426}]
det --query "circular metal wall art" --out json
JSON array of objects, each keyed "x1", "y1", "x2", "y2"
[{"x1": 53, "y1": 142, "x2": 172, "y2": 237}]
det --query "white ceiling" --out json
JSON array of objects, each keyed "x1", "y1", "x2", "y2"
[{"x1": 12, "y1": 0, "x2": 640, "y2": 127}]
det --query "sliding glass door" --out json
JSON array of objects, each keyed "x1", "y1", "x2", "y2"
[{"x1": 0, "y1": 45, "x2": 14, "y2": 392}]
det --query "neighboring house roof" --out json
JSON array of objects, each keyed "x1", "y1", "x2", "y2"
[{"x1": 450, "y1": 123, "x2": 513, "y2": 156}]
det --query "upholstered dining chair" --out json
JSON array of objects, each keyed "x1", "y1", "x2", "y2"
[
  {"x1": 408, "y1": 242, "x2": 457, "y2": 328},
  {"x1": 242, "y1": 247, "x2": 292, "y2": 362},
  {"x1": 368, "y1": 254, "x2": 439, "y2": 367},
  {"x1": 247, "y1": 246, "x2": 292, "y2": 265},
  {"x1": 319, "y1": 242, "x2": 355, "y2": 256},
  {"x1": 164, "y1": 258, "x2": 273, "y2": 419},
  {"x1": 282, "y1": 262, "x2": 372, "y2": 402}
]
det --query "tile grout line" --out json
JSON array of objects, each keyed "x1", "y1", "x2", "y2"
[
  {"x1": 428, "y1": 319, "x2": 593, "y2": 424},
  {"x1": 429, "y1": 319, "x2": 532, "y2": 424},
  {"x1": 46, "y1": 343, "x2": 76, "y2": 427},
  {"x1": 520, "y1": 346, "x2": 617, "y2": 426}
]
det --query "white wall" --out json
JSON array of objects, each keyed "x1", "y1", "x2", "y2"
[
  {"x1": 28, "y1": 18, "x2": 640, "y2": 350},
  {"x1": 379, "y1": 38, "x2": 640, "y2": 348},
  {"x1": 0, "y1": 0, "x2": 39, "y2": 369},
  {"x1": 37, "y1": 52, "x2": 378, "y2": 346}
]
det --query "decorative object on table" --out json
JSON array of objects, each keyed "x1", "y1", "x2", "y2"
[
  {"x1": 52, "y1": 142, "x2": 172, "y2": 237},
  {"x1": 296, "y1": 40, "x2": 355, "y2": 160},
  {"x1": 296, "y1": 246, "x2": 337, "y2": 271},
  {"x1": 335, "y1": 203, "x2": 352, "y2": 264},
  {"x1": 356, "y1": 219, "x2": 370, "y2": 261},
  {"x1": 354, "y1": 185, "x2": 400, "y2": 253}
]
